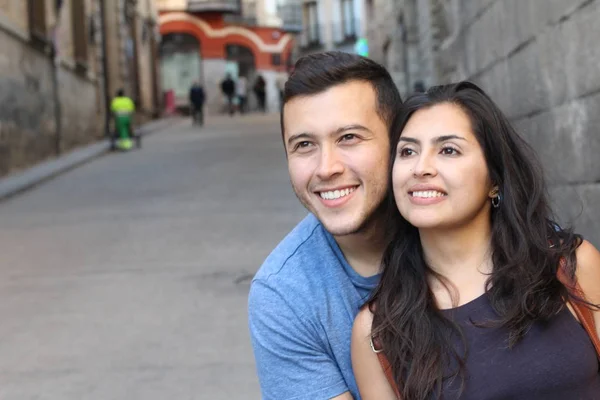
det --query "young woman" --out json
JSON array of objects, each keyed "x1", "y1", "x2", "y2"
[{"x1": 351, "y1": 81, "x2": 600, "y2": 399}]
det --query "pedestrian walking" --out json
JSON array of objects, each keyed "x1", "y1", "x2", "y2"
[
  {"x1": 276, "y1": 71, "x2": 288, "y2": 109},
  {"x1": 237, "y1": 76, "x2": 248, "y2": 114},
  {"x1": 189, "y1": 81, "x2": 205, "y2": 126},
  {"x1": 253, "y1": 75, "x2": 266, "y2": 113},
  {"x1": 220, "y1": 74, "x2": 236, "y2": 116}
]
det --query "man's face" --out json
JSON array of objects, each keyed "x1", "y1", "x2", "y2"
[{"x1": 283, "y1": 81, "x2": 391, "y2": 237}]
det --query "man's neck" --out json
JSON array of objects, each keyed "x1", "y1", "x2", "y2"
[{"x1": 334, "y1": 218, "x2": 388, "y2": 278}]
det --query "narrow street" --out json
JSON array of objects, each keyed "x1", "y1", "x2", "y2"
[{"x1": 0, "y1": 114, "x2": 306, "y2": 399}]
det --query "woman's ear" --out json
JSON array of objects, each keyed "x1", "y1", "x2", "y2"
[{"x1": 489, "y1": 186, "x2": 500, "y2": 199}]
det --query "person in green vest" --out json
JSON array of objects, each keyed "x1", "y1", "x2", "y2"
[{"x1": 110, "y1": 89, "x2": 137, "y2": 150}]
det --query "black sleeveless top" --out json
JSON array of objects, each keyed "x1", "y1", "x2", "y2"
[{"x1": 439, "y1": 293, "x2": 600, "y2": 399}]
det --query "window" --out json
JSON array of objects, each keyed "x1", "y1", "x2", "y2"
[
  {"x1": 303, "y1": 2, "x2": 319, "y2": 46},
  {"x1": 28, "y1": 0, "x2": 48, "y2": 45},
  {"x1": 71, "y1": 0, "x2": 88, "y2": 67},
  {"x1": 341, "y1": 0, "x2": 355, "y2": 39},
  {"x1": 271, "y1": 53, "x2": 281, "y2": 66}
]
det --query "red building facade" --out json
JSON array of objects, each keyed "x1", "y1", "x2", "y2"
[{"x1": 159, "y1": 10, "x2": 295, "y2": 114}]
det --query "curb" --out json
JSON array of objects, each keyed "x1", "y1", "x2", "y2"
[{"x1": 0, "y1": 117, "x2": 178, "y2": 202}]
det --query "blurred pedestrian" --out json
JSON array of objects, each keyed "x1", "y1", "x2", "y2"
[
  {"x1": 220, "y1": 74, "x2": 236, "y2": 116},
  {"x1": 110, "y1": 88, "x2": 137, "y2": 150},
  {"x1": 276, "y1": 71, "x2": 288, "y2": 109},
  {"x1": 189, "y1": 81, "x2": 205, "y2": 126},
  {"x1": 253, "y1": 75, "x2": 266, "y2": 113},
  {"x1": 237, "y1": 75, "x2": 248, "y2": 114}
]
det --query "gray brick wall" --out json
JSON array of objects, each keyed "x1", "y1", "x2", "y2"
[
  {"x1": 441, "y1": 0, "x2": 600, "y2": 245},
  {"x1": 57, "y1": 69, "x2": 103, "y2": 153},
  {"x1": 369, "y1": 0, "x2": 600, "y2": 245},
  {"x1": 0, "y1": 29, "x2": 102, "y2": 178},
  {"x1": 0, "y1": 29, "x2": 56, "y2": 176}
]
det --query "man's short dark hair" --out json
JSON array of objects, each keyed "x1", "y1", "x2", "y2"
[
  {"x1": 280, "y1": 51, "x2": 402, "y2": 137},
  {"x1": 116, "y1": 88, "x2": 125, "y2": 97}
]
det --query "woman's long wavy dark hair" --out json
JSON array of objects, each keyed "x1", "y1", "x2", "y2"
[{"x1": 370, "y1": 81, "x2": 584, "y2": 399}]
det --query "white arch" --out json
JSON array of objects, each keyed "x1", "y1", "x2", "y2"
[{"x1": 159, "y1": 12, "x2": 293, "y2": 53}]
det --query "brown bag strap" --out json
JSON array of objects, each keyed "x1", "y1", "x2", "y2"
[
  {"x1": 371, "y1": 336, "x2": 401, "y2": 398},
  {"x1": 372, "y1": 258, "x2": 600, "y2": 398},
  {"x1": 556, "y1": 258, "x2": 600, "y2": 357}
]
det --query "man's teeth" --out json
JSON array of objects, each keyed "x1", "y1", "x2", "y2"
[
  {"x1": 412, "y1": 190, "x2": 446, "y2": 198},
  {"x1": 320, "y1": 187, "x2": 356, "y2": 200}
]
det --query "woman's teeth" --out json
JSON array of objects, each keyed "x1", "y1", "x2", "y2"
[{"x1": 411, "y1": 190, "x2": 446, "y2": 198}]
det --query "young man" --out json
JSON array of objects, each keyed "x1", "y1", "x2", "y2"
[{"x1": 248, "y1": 51, "x2": 402, "y2": 399}]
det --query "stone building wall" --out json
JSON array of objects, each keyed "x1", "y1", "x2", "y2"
[
  {"x1": 439, "y1": 0, "x2": 600, "y2": 246},
  {"x1": 104, "y1": 0, "x2": 160, "y2": 121},
  {"x1": 0, "y1": 0, "x2": 160, "y2": 178},
  {"x1": 369, "y1": 0, "x2": 600, "y2": 245},
  {"x1": 0, "y1": 0, "x2": 101, "y2": 177},
  {"x1": 55, "y1": 0, "x2": 104, "y2": 153},
  {"x1": 0, "y1": 29, "x2": 57, "y2": 175}
]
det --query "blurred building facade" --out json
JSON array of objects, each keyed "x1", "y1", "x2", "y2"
[
  {"x1": 0, "y1": 0, "x2": 161, "y2": 178},
  {"x1": 295, "y1": 0, "x2": 367, "y2": 57},
  {"x1": 368, "y1": 0, "x2": 600, "y2": 245},
  {"x1": 103, "y1": 0, "x2": 162, "y2": 121},
  {"x1": 157, "y1": 0, "x2": 296, "y2": 114}
]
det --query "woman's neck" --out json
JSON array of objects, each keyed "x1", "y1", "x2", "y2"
[{"x1": 420, "y1": 213, "x2": 494, "y2": 308}]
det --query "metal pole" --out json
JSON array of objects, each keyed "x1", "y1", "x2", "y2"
[
  {"x1": 47, "y1": 0, "x2": 63, "y2": 156},
  {"x1": 100, "y1": 0, "x2": 112, "y2": 137},
  {"x1": 51, "y1": 47, "x2": 62, "y2": 155}
]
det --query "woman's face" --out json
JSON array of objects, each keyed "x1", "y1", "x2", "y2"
[{"x1": 392, "y1": 102, "x2": 495, "y2": 230}]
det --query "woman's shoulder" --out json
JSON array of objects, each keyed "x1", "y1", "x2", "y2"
[
  {"x1": 352, "y1": 305, "x2": 399, "y2": 399},
  {"x1": 575, "y1": 240, "x2": 600, "y2": 303},
  {"x1": 352, "y1": 305, "x2": 375, "y2": 353},
  {"x1": 354, "y1": 305, "x2": 375, "y2": 333}
]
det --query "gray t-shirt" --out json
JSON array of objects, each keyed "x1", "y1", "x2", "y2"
[{"x1": 248, "y1": 214, "x2": 379, "y2": 399}]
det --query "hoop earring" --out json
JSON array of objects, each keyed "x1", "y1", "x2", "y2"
[{"x1": 491, "y1": 193, "x2": 501, "y2": 209}]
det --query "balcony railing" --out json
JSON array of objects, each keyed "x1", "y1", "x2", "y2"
[
  {"x1": 187, "y1": 0, "x2": 241, "y2": 13},
  {"x1": 277, "y1": 3, "x2": 303, "y2": 32},
  {"x1": 224, "y1": 0, "x2": 256, "y2": 24},
  {"x1": 223, "y1": 14, "x2": 258, "y2": 25}
]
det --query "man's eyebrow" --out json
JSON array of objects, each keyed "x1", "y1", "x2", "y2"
[
  {"x1": 334, "y1": 124, "x2": 371, "y2": 134},
  {"x1": 287, "y1": 125, "x2": 371, "y2": 146},
  {"x1": 287, "y1": 132, "x2": 314, "y2": 146},
  {"x1": 398, "y1": 134, "x2": 467, "y2": 144}
]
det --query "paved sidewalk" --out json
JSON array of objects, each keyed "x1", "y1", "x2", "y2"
[{"x1": 0, "y1": 117, "x2": 185, "y2": 201}]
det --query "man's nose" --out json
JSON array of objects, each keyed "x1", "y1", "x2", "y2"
[{"x1": 315, "y1": 146, "x2": 344, "y2": 180}]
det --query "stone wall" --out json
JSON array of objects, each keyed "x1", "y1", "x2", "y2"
[
  {"x1": 0, "y1": 29, "x2": 57, "y2": 176},
  {"x1": 369, "y1": 0, "x2": 600, "y2": 245},
  {"x1": 439, "y1": 0, "x2": 600, "y2": 246},
  {"x1": 57, "y1": 67, "x2": 103, "y2": 153},
  {"x1": 0, "y1": 0, "x2": 103, "y2": 177}
]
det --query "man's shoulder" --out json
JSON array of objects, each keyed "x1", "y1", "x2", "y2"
[{"x1": 253, "y1": 214, "x2": 335, "y2": 284}]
